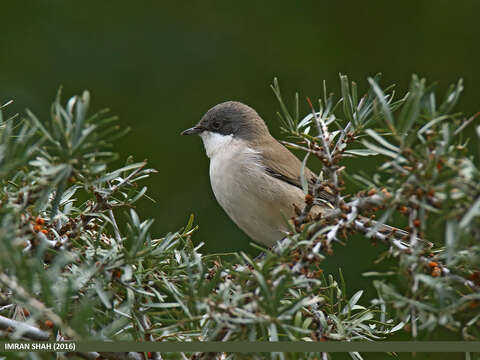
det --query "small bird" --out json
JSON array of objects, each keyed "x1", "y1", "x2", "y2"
[{"x1": 182, "y1": 101, "x2": 333, "y2": 247}]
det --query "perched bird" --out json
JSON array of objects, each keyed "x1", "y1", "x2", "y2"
[{"x1": 181, "y1": 101, "x2": 333, "y2": 247}]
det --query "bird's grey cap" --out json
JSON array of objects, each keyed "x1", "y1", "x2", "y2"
[{"x1": 181, "y1": 101, "x2": 269, "y2": 141}]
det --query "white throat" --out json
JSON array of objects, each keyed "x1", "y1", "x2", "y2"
[{"x1": 199, "y1": 131, "x2": 234, "y2": 158}]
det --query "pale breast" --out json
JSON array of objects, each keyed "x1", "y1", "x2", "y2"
[{"x1": 208, "y1": 141, "x2": 306, "y2": 247}]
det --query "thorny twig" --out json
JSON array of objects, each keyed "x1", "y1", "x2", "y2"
[
  {"x1": 310, "y1": 193, "x2": 479, "y2": 291},
  {"x1": 56, "y1": 161, "x2": 149, "y2": 241},
  {"x1": 0, "y1": 272, "x2": 78, "y2": 339},
  {"x1": 0, "y1": 314, "x2": 49, "y2": 340}
]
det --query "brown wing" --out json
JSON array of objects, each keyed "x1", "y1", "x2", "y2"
[{"x1": 257, "y1": 138, "x2": 335, "y2": 204}]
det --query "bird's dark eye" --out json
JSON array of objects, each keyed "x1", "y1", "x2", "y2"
[{"x1": 212, "y1": 121, "x2": 221, "y2": 129}]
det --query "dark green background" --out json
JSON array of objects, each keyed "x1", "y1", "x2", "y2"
[{"x1": 1, "y1": 1, "x2": 479, "y2": 351}]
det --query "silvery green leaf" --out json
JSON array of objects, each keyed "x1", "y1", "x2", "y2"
[
  {"x1": 349, "y1": 352, "x2": 364, "y2": 360},
  {"x1": 351, "y1": 311, "x2": 374, "y2": 326},
  {"x1": 302, "y1": 317, "x2": 313, "y2": 329},
  {"x1": 342, "y1": 290, "x2": 363, "y2": 314},
  {"x1": 390, "y1": 321, "x2": 406, "y2": 333},
  {"x1": 460, "y1": 196, "x2": 480, "y2": 229},
  {"x1": 297, "y1": 112, "x2": 320, "y2": 129},
  {"x1": 362, "y1": 140, "x2": 406, "y2": 162},
  {"x1": 368, "y1": 77, "x2": 395, "y2": 129},
  {"x1": 365, "y1": 129, "x2": 399, "y2": 152},
  {"x1": 439, "y1": 78, "x2": 463, "y2": 114},
  {"x1": 94, "y1": 162, "x2": 145, "y2": 184},
  {"x1": 142, "y1": 302, "x2": 181, "y2": 308},
  {"x1": 445, "y1": 219, "x2": 458, "y2": 264},
  {"x1": 344, "y1": 149, "x2": 379, "y2": 156},
  {"x1": 95, "y1": 279, "x2": 112, "y2": 309},
  {"x1": 300, "y1": 152, "x2": 310, "y2": 194},
  {"x1": 121, "y1": 265, "x2": 132, "y2": 282},
  {"x1": 268, "y1": 323, "x2": 278, "y2": 341}
]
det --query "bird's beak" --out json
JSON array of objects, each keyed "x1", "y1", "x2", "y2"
[{"x1": 181, "y1": 125, "x2": 204, "y2": 136}]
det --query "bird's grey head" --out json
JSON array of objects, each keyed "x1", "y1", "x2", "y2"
[{"x1": 181, "y1": 101, "x2": 269, "y2": 142}]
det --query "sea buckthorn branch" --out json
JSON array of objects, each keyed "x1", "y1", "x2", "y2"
[
  {"x1": 0, "y1": 314, "x2": 50, "y2": 340},
  {"x1": 1, "y1": 76, "x2": 478, "y2": 356},
  {"x1": 0, "y1": 272, "x2": 77, "y2": 339},
  {"x1": 275, "y1": 74, "x2": 480, "y2": 341},
  {"x1": 0, "y1": 314, "x2": 146, "y2": 360}
]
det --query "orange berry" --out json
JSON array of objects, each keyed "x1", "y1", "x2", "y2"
[
  {"x1": 468, "y1": 272, "x2": 480, "y2": 281},
  {"x1": 413, "y1": 219, "x2": 421, "y2": 227},
  {"x1": 36, "y1": 217, "x2": 45, "y2": 225},
  {"x1": 305, "y1": 193, "x2": 314, "y2": 204},
  {"x1": 431, "y1": 267, "x2": 442, "y2": 277},
  {"x1": 40, "y1": 229, "x2": 48, "y2": 234},
  {"x1": 428, "y1": 261, "x2": 438, "y2": 268},
  {"x1": 34, "y1": 225, "x2": 42, "y2": 232},
  {"x1": 380, "y1": 188, "x2": 391, "y2": 196},
  {"x1": 44, "y1": 320, "x2": 54, "y2": 328},
  {"x1": 22, "y1": 308, "x2": 30, "y2": 317}
]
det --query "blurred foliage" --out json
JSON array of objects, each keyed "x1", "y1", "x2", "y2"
[{"x1": 0, "y1": 73, "x2": 478, "y2": 360}]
